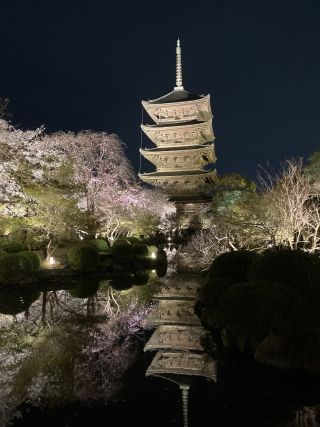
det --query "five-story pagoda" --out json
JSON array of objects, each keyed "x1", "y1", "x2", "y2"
[{"x1": 139, "y1": 39, "x2": 216, "y2": 208}]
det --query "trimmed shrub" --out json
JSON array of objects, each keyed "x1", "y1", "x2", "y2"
[
  {"x1": 0, "y1": 249, "x2": 7, "y2": 259},
  {"x1": 0, "y1": 290, "x2": 39, "y2": 315},
  {"x1": 69, "y1": 277, "x2": 100, "y2": 298},
  {"x1": 133, "y1": 243, "x2": 149, "y2": 259},
  {"x1": 156, "y1": 263, "x2": 167, "y2": 278},
  {"x1": 127, "y1": 236, "x2": 140, "y2": 244},
  {"x1": 132, "y1": 270, "x2": 149, "y2": 286},
  {"x1": 249, "y1": 249, "x2": 320, "y2": 302},
  {"x1": 208, "y1": 250, "x2": 258, "y2": 283},
  {"x1": 20, "y1": 251, "x2": 41, "y2": 271},
  {"x1": 0, "y1": 242, "x2": 26, "y2": 253},
  {"x1": 113, "y1": 238, "x2": 131, "y2": 246},
  {"x1": 89, "y1": 238, "x2": 110, "y2": 252},
  {"x1": 68, "y1": 244, "x2": 99, "y2": 270},
  {"x1": 198, "y1": 277, "x2": 235, "y2": 311},
  {"x1": 0, "y1": 253, "x2": 33, "y2": 282},
  {"x1": 110, "y1": 272, "x2": 132, "y2": 290},
  {"x1": 111, "y1": 242, "x2": 135, "y2": 265},
  {"x1": 219, "y1": 280, "x2": 308, "y2": 344},
  {"x1": 155, "y1": 248, "x2": 168, "y2": 277}
]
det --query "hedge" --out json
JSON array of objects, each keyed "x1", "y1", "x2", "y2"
[
  {"x1": 126, "y1": 236, "x2": 140, "y2": 244},
  {"x1": 0, "y1": 242, "x2": 26, "y2": 253},
  {"x1": 0, "y1": 249, "x2": 7, "y2": 259},
  {"x1": 69, "y1": 277, "x2": 100, "y2": 298},
  {"x1": 133, "y1": 243, "x2": 149, "y2": 259},
  {"x1": 111, "y1": 242, "x2": 135, "y2": 265},
  {"x1": 0, "y1": 290, "x2": 40, "y2": 315},
  {"x1": 219, "y1": 280, "x2": 308, "y2": 344},
  {"x1": 20, "y1": 251, "x2": 41, "y2": 271},
  {"x1": 208, "y1": 250, "x2": 258, "y2": 283},
  {"x1": 68, "y1": 244, "x2": 99, "y2": 270},
  {"x1": 89, "y1": 238, "x2": 110, "y2": 252},
  {"x1": 113, "y1": 238, "x2": 131, "y2": 246},
  {"x1": 110, "y1": 272, "x2": 133, "y2": 290},
  {"x1": 249, "y1": 249, "x2": 320, "y2": 303},
  {"x1": 0, "y1": 253, "x2": 33, "y2": 282},
  {"x1": 132, "y1": 270, "x2": 149, "y2": 286}
]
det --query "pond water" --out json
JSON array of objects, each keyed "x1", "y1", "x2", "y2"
[{"x1": 1, "y1": 271, "x2": 320, "y2": 427}]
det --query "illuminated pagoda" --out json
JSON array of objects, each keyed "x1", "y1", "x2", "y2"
[{"x1": 139, "y1": 39, "x2": 216, "y2": 207}]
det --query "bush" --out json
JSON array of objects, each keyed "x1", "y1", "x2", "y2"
[
  {"x1": 111, "y1": 243, "x2": 135, "y2": 265},
  {"x1": 126, "y1": 236, "x2": 140, "y2": 244},
  {"x1": 0, "y1": 253, "x2": 33, "y2": 282},
  {"x1": 219, "y1": 280, "x2": 308, "y2": 344},
  {"x1": 0, "y1": 290, "x2": 39, "y2": 315},
  {"x1": 132, "y1": 270, "x2": 149, "y2": 286},
  {"x1": 133, "y1": 243, "x2": 149, "y2": 259},
  {"x1": 113, "y1": 238, "x2": 131, "y2": 246},
  {"x1": 249, "y1": 249, "x2": 320, "y2": 303},
  {"x1": 69, "y1": 277, "x2": 100, "y2": 298},
  {"x1": 0, "y1": 249, "x2": 7, "y2": 259},
  {"x1": 89, "y1": 239, "x2": 110, "y2": 252},
  {"x1": 110, "y1": 272, "x2": 132, "y2": 290},
  {"x1": 198, "y1": 277, "x2": 235, "y2": 311},
  {"x1": 20, "y1": 251, "x2": 41, "y2": 271},
  {"x1": 0, "y1": 242, "x2": 26, "y2": 253},
  {"x1": 208, "y1": 250, "x2": 258, "y2": 283},
  {"x1": 68, "y1": 244, "x2": 99, "y2": 270},
  {"x1": 155, "y1": 248, "x2": 167, "y2": 277}
]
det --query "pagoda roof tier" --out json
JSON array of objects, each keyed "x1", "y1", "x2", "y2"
[
  {"x1": 139, "y1": 170, "x2": 216, "y2": 196},
  {"x1": 140, "y1": 169, "x2": 215, "y2": 178},
  {"x1": 144, "y1": 325, "x2": 205, "y2": 352},
  {"x1": 145, "y1": 350, "x2": 217, "y2": 381},
  {"x1": 146, "y1": 300, "x2": 201, "y2": 328},
  {"x1": 141, "y1": 119, "x2": 214, "y2": 147},
  {"x1": 141, "y1": 144, "x2": 209, "y2": 152},
  {"x1": 142, "y1": 94, "x2": 212, "y2": 125},
  {"x1": 140, "y1": 145, "x2": 216, "y2": 171}
]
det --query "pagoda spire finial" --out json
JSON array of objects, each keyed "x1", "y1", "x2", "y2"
[{"x1": 175, "y1": 38, "x2": 184, "y2": 91}]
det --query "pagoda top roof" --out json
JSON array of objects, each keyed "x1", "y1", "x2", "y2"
[{"x1": 145, "y1": 89, "x2": 205, "y2": 105}]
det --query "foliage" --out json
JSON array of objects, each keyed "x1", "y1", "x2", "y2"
[
  {"x1": 19, "y1": 251, "x2": 41, "y2": 271},
  {"x1": 198, "y1": 248, "x2": 320, "y2": 361},
  {"x1": 219, "y1": 280, "x2": 307, "y2": 343},
  {"x1": 0, "y1": 253, "x2": 33, "y2": 282},
  {"x1": 69, "y1": 277, "x2": 100, "y2": 298},
  {"x1": 126, "y1": 236, "x2": 140, "y2": 244},
  {"x1": 0, "y1": 248, "x2": 6, "y2": 258},
  {"x1": 111, "y1": 242, "x2": 135, "y2": 265},
  {"x1": 0, "y1": 120, "x2": 175, "y2": 250},
  {"x1": 74, "y1": 302, "x2": 151, "y2": 402},
  {"x1": 133, "y1": 243, "x2": 149, "y2": 259},
  {"x1": 199, "y1": 277, "x2": 235, "y2": 312},
  {"x1": 0, "y1": 290, "x2": 39, "y2": 315},
  {"x1": 68, "y1": 244, "x2": 99, "y2": 270},
  {"x1": 132, "y1": 270, "x2": 149, "y2": 286},
  {"x1": 113, "y1": 237, "x2": 131, "y2": 246},
  {"x1": 89, "y1": 238, "x2": 109, "y2": 252},
  {"x1": 110, "y1": 272, "x2": 133, "y2": 290},
  {"x1": 0, "y1": 242, "x2": 26, "y2": 253},
  {"x1": 305, "y1": 150, "x2": 320, "y2": 190},
  {"x1": 208, "y1": 250, "x2": 258, "y2": 283},
  {"x1": 249, "y1": 249, "x2": 320, "y2": 303}
]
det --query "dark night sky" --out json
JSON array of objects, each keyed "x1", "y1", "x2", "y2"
[{"x1": 1, "y1": 0, "x2": 320, "y2": 180}]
